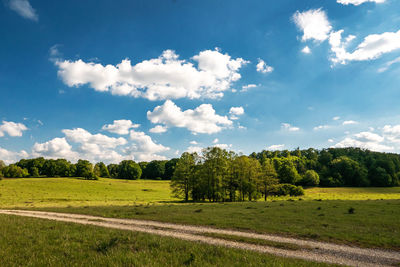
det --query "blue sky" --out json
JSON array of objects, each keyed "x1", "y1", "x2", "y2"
[{"x1": 1, "y1": 0, "x2": 400, "y2": 164}]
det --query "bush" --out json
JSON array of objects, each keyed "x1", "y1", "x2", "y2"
[
  {"x1": 2, "y1": 164, "x2": 29, "y2": 178},
  {"x1": 268, "y1": 184, "x2": 304, "y2": 197},
  {"x1": 301, "y1": 170, "x2": 319, "y2": 186}
]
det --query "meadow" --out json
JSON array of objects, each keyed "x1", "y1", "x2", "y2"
[{"x1": 0, "y1": 177, "x2": 399, "y2": 266}]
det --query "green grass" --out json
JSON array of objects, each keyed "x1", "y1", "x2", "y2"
[
  {"x1": 0, "y1": 214, "x2": 332, "y2": 267},
  {"x1": 39, "y1": 200, "x2": 400, "y2": 250},
  {"x1": 0, "y1": 177, "x2": 176, "y2": 208}
]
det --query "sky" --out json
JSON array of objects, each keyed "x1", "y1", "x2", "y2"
[{"x1": 1, "y1": 0, "x2": 400, "y2": 164}]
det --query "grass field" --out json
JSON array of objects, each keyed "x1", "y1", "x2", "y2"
[
  {"x1": 1, "y1": 177, "x2": 400, "y2": 208},
  {"x1": 1, "y1": 177, "x2": 400, "y2": 251},
  {"x1": 0, "y1": 214, "x2": 331, "y2": 267}
]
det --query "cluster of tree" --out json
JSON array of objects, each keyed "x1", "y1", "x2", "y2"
[
  {"x1": 250, "y1": 147, "x2": 400, "y2": 187},
  {"x1": 171, "y1": 147, "x2": 305, "y2": 202},
  {"x1": 1, "y1": 147, "x2": 400, "y2": 189},
  {"x1": 0, "y1": 157, "x2": 178, "y2": 181}
]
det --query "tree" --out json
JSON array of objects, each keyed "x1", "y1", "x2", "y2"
[
  {"x1": 164, "y1": 158, "x2": 179, "y2": 180},
  {"x1": 143, "y1": 160, "x2": 166, "y2": 180},
  {"x1": 94, "y1": 162, "x2": 110, "y2": 178},
  {"x1": 118, "y1": 160, "x2": 141, "y2": 180},
  {"x1": 2, "y1": 164, "x2": 29, "y2": 178},
  {"x1": 75, "y1": 160, "x2": 96, "y2": 180},
  {"x1": 171, "y1": 152, "x2": 196, "y2": 201},
  {"x1": 107, "y1": 164, "x2": 119, "y2": 178},
  {"x1": 301, "y1": 170, "x2": 320, "y2": 186},
  {"x1": 0, "y1": 160, "x2": 5, "y2": 179},
  {"x1": 138, "y1": 162, "x2": 148, "y2": 179},
  {"x1": 277, "y1": 159, "x2": 301, "y2": 184},
  {"x1": 260, "y1": 159, "x2": 279, "y2": 201}
]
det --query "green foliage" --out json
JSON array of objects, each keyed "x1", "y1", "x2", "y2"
[
  {"x1": 142, "y1": 160, "x2": 166, "y2": 180},
  {"x1": 2, "y1": 164, "x2": 29, "y2": 178},
  {"x1": 301, "y1": 170, "x2": 320, "y2": 186},
  {"x1": 107, "y1": 164, "x2": 119, "y2": 178},
  {"x1": 94, "y1": 162, "x2": 110, "y2": 178},
  {"x1": 171, "y1": 152, "x2": 197, "y2": 201},
  {"x1": 268, "y1": 184, "x2": 304, "y2": 197},
  {"x1": 75, "y1": 160, "x2": 97, "y2": 180},
  {"x1": 118, "y1": 160, "x2": 141, "y2": 180}
]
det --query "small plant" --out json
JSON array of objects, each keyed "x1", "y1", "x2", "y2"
[
  {"x1": 348, "y1": 207, "x2": 355, "y2": 214},
  {"x1": 194, "y1": 209, "x2": 202, "y2": 213}
]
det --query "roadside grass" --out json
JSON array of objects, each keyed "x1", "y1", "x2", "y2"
[
  {"x1": 0, "y1": 215, "x2": 332, "y2": 267},
  {"x1": 0, "y1": 177, "x2": 176, "y2": 208},
  {"x1": 37, "y1": 200, "x2": 400, "y2": 250}
]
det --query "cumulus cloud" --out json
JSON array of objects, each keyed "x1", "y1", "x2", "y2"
[
  {"x1": 337, "y1": 0, "x2": 385, "y2": 6},
  {"x1": 102, "y1": 119, "x2": 140, "y2": 135},
  {"x1": 190, "y1": 141, "x2": 198, "y2": 145},
  {"x1": 229, "y1": 106, "x2": 244, "y2": 120},
  {"x1": 313, "y1": 125, "x2": 330, "y2": 131},
  {"x1": 0, "y1": 121, "x2": 28, "y2": 137},
  {"x1": 186, "y1": 146, "x2": 202, "y2": 154},
  {"x1": 63, "y1": 128, "x2": 127, "y2": 148},
  {"x1": 127, "y1": 130, "x2": 170, "y2": 161},
  {"x1": 267, "y1": 144, "x2": 285, "y2": 150},
  {"x1": 214, "y1": 143, "x2": 232, "y2": 150},
  {"x1": 149, "y1": 125, "x2": 167, "y2": 134},
  {"x1": 147, "y1": 100, "x2": 233, "y2": 134},
  {"x1": 330, "y1": 30, "x2": 400, "y2": 64},
  {"x1": 333, "y1": 131, "x2": 393, "y2": 151},
  {"x1": 256, "y1": 59, "x2": 274, "y2": 73},
  {"x1": 8, "y1": 0, "x2": 38, "y2": 21},
  {"x1": 32, "y1": 137, "x2": 78, "y2": 161},
  {"x1": 293, "y1": 9, "x2": 332, "y2": 42},
  {"x1": 0, "y1": 147, "x2": 28, "y2": 164},
  {"x1": 302, "y1": 46, "x2": 311, "y2": 54},
  {"x1": 56, "y1": 49, "x2": 248, "y2": 101},
  {"x1": 281, "y1": 123, "x2": 300, "y2": 132}
]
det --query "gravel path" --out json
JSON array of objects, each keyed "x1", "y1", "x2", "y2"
[{"x1": 1, "y1": 210, "x2": 399, "y2": 267}]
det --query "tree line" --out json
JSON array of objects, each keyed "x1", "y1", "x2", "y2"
[{"x1": 1, "y1": 147, "x2": 399, "y2": 191}]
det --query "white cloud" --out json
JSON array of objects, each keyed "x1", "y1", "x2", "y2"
[
  {"x1": 212, "y1": 138, "x2": 219, "y2": 144},
  {"x1": 333, "y1": 131, "x2": 393, "y2": 151},
  {"x1": 127, "y1": 130, "x2": 170, "y2": 161},
  {"x1": 190, "y1": 141, "x2": 198, "y2": 145},
  {"x1": 186, "y1": 146, "x2": 202, "y2": 154},
  {"x1": 147, "y1": 100, "x2": 233, "y2": 134},
  {"x1": 302, "y1": 46, "x2": 311, "y2": 54},
  {"x1": 330, "y1": 30, "x2": 400, "y2": 64},
  {"x1": 56, "y1": 49, "x2": 248, "y2": 101},
  {"x1": 0, "y1": 121, "x2": 28, "y2": 137},
  {"x1": 382, "y1": 125, "x2": 400, "y2": 143},
  {"x1": 337, "y1": 0, "x2": 385, "y2": 6},
  {"x1": 0, "y1": 147, "x2": 28, "y2": 164},
  {"x1": 214, "y1": 143, "x2": 232, "y2": 150},
  {"x1": 343, "y1": 120, "x2": 358, "y2": 125},
  {"x1": 333, "y1": 116, "x2": 341, "y2": 121},
  {"x1": 8, "y1": 0, "x2": 38, "y2": 21},
  {"x1": 281, "y1": 123, "x2": 300, "y2": 132},
  {"x1": 328, "y1": 139, "x2": 335, "y2": 143},
  {"x1": 229, "y1": 106, "x2": 244, "y2": 120},
  {"x1": 102, "y1": 120, "x2": 140, "y2": 135},
  {"x1": 267, "y1": 144, "x2": 285, "y2": 150},
  {"x1": 63, "y1": 128, "x2": 127, "y2": 148},
  {"x1": 378, "y1": 56, "x2": 400, "y2": 72},
  {"x1": 241, "y1": 84, "x2": 258, "y2": 92},
  {"x1": 313, "y1": 125, "x2": 331, "y2": 131},
  {"x1": 293, "y1": 9, "x2": 332, "y2": 42},
  {"x1": 256, "y1": 59, "x2": 274, "y2": 73},
  {"x1": 149, "y1": 125, "x2": 167, "y2": 134},
  {"x1": 32, "y1": 137, "x2": 78, "y2": 161}
]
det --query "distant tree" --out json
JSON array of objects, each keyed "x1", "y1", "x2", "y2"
[
  {"x1": 144, "y1": 160, "x2": 166, "y2": 180},
  {"x1": 330, "y1": 156, "x2": 369, "y2": 186},
  {"x1": 94, "y1": 162, "x2": 110, "y2": 178},
  {"x1": 277, "y1": 159, "x2": 301, "y2": 184},
  {"x1": 164, "y1": 158, "x2": 179, "y2": 180},
  {"x1": 75, "y1": 160, "x2": 96, "y2": 180},
  {"x1": 2, "y1": 164, "x2": 29, "y2": 178},
  {"x1": 118, "y1": 160, "x2": 141, "y2": 180},
  {"x1": 260, "y1": 159, "x2": 279, "y2": 201},
  {"x1": 138, "y1": 162, "x2": 148, "y2": 179},
  {"x1": 301, "y1": 170, "x2": 320, "y2": 186},
  {"x1": 370, "y1": 167, "x2": 392, "y2": 187},
  {"x1": 171, "y1": 153, "x2": 196, "y2": 201},
  {"x1": 0, "y1": 160, "x2": 5, "y2": 179},
  {"x1": 107, "y1": 164, "x2": 119, "y2": 178}
]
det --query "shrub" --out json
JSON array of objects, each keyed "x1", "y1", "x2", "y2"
[
  {"x1": 2, "y1": 164, "x2": 29, "y2": 178},
  {"x1": 268, "y1": 184, "x2": 304, "y2": 197}
]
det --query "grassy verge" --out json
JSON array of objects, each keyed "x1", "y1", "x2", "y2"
[
  {"x1": 0, "y1": 214, "x2": 332, "y2": 267},
  {"x1": 36, "y1": 199, "x2": 400, "y2": 250}
]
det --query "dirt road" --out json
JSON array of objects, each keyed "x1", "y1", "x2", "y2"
[{"x1": 0, "y1": 209, "x2": 399, "y2": 266}]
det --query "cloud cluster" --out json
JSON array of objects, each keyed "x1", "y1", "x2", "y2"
[
  {"x1": 56, "y1": 49, "x2": 248, "y2": 101},
  {"x1": 0, "y1": 121, "x2": 28, "y2": 137},
  {"x1": 293, "y1": 9, "x2": 400, "y2": 65},
  {"x1": 337, "y1": 0, "x2": 385, "y2": 6},
  {"x1": 281, "y1": 123, "x2": 300, "y2": 132},
  {"x1": 256, "y1": 59, "x2": 274, "y2": 73},
  {"x1": 0, "y1": 147, "x2": 28, "y2": 164},
  {"x1": 102, "y1": 119, "x2": 139, "y2": 135},
  {"x1": 147, "y1": 100, "x2": 233, "y2": 134},
  {"x1": 229, "y1": 107, "x2": 244, "y2": 120},
  {"x1": 8, "y1": 0, "x2": 38, "y2": 21}
]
